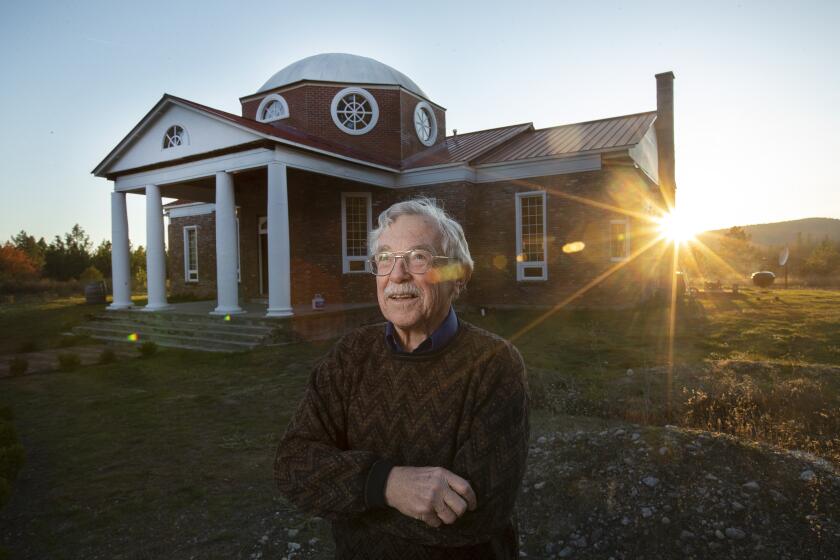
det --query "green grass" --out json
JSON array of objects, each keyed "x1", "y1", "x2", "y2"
[
  {"x1": 0, "y1": 295, "x2": 149, "y2": 356},
  {"x1": 0, "y1": 288, "x2": 838, "y2": 557}
]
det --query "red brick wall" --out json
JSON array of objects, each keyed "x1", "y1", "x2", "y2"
[
  {"x1": 398, "y1": 90, "x2": 446, "y2": 160},
  {"x1": 242, "y1": 85, "x2": 446, "y2": 165},
  {"x1": 167, "y1": 211, "x2": 218, "y2": 299},
  {"x1": 167, "y1": 164, "x2": 668, "y2": 309},
  {"x1": 242, "y1": 85, "x2": 402, "y2": 163},
  {"x1": 462, "y1": 165, "x2": 668, "y2": 308}
]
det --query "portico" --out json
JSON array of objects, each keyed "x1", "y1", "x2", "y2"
[{"x1": 93, "y1": 92, "x2": 397, "y2": 317}]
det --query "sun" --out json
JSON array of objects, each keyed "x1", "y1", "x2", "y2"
[{"x1": 657, "y1": 211, "x2": 699, "y2": 243}]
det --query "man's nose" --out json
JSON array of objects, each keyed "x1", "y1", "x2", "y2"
[{"x1": 389, "y1": 255, "x2": 412, "y2": 281}]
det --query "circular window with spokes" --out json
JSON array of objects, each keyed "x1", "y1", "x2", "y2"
[
  {"x1": 330, "y1": 87, "x2": 379, "y2": 135},
  {"x1": 256, "y1": 94, "x2": 289, "y2": 123},
  {"x1": 414, "y1": 101, "x2": 438, "y2": 146},
  {"x1": 162, "y1": 125, "x2": 188, "y2": 149}
]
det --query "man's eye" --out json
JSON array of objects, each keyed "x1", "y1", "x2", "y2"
[
  {"x1": 375, "y1": 253, "x2": 393, "y2": 263},
  {"x1": 411, "y1": 252, "x2": 430, "y2": 263}
]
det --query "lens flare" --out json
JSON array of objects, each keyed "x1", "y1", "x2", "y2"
[
  {"x1": 492, "y1": 255, "x2": 508, "y2": 270},
  {"x1": 562, "y1": 241, "x2": 586, "y2": 254},
  {"x1": 427, "y1": 263, "x2": 465, "y2": 283},
  {"x1": 127, "y1": 332, "x2": 139, "y2": 342},
  {"x1": 224, "y1": 314, "x2": 231, "y2": 322},
  {"x1": 657, "y1": 211, "x2": 698, "y2": 243}
]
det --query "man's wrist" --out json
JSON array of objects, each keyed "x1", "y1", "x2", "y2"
[{"x1": 364, "y1": 459, "x2": 395, "y2": 509}]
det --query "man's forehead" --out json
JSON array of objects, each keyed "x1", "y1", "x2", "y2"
[{"x1": 376, "y1": 215, "x2": 441, "y2": 250}]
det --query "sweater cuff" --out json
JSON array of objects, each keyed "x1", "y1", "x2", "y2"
[{"x1": 364, "y1": 458, "x2": 395, "y2": 510}]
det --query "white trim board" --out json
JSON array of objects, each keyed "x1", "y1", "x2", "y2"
[{"x1": 166, "y1": 203, "x2": 215, "y2": 218}]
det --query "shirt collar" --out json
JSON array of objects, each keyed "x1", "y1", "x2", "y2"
[{"x1": 385, "y1": 307, "x2": 458, "y2": 354}]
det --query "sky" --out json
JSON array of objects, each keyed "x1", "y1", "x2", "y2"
[{"x1": 1, "y1": 0, "x2": 839, "y2": 249}]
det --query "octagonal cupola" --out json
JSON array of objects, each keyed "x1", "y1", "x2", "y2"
[{"x1": 240, "y1": 53, "x2": 446, "y2": 165}]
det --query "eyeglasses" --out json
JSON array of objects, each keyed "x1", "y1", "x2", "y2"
[{"x1": 368, "y1": 249, "x2": 453, "y2": 276}]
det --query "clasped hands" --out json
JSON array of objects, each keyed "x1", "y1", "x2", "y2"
[{"x1": 384, "y1": 466, "x2": 477, "y2": 528}]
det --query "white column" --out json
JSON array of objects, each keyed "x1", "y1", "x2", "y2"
[
  {"x1": 108, "y1": 191, "x2": 132, "y2": 310},
  {"x1": 143, "y1": 184, "x2": 171, "y2": 311},
  {"x1": 266, "y1": 162, "x2": 293, "y2": 317},
  {"x1": 211, "y1": 171, "x2": 244, "y2": 315}
]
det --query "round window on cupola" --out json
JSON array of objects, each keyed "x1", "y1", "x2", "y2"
[
  {"x1": 331, "y1": 87, "x2": 379, "y2": 135},
  {"x1": 413, "y1": 101, "x2": 437, "y2": 146},
  {"x1": 256, "y1": 94, "x2": 289, "y2": 123}
]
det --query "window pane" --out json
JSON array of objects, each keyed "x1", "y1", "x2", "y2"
[
  {"x1": 187, "y1": 228, "x2": 198, "y2": 276},
  {"x1": 345, "y1": 196, "x2": 368, "y2": 257},
  {"x1": 520, "y1": 195, "x2": 544, "y2": 262},
  {"x1": 348, "y1": 260, "x2": 366, "y2": 272}
]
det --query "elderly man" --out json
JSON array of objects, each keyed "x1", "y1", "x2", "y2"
[{"x1": 274, "y1": 198, "x2": 529, "y2": 559}]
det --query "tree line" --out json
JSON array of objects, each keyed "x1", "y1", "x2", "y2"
[
  {"x1": 1, "y1": 225, "x2": 147, "y2": 289},
  {"x1": 683, "y1": 226, "x2": 840, "y2": 285}
]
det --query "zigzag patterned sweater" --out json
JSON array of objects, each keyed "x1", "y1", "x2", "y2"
[{"x1": 274, "y1": 321, "x2": 530, "y2": 559}]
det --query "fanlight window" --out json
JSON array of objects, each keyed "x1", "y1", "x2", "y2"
[
  {"x1": 256, "y1": 94, "x2": 289, "y2": 123},
  {"x1": 331, "y1": 87, "x2": 379, "y2": 135},
  {"x1": 413, "y1": 101, "x2": 438, "y2": 146},
  {"x1": 163, "y1": 125, "x2": 188, "y2": 149}
]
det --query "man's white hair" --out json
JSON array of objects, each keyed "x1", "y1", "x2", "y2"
[{"x1": 369, "y1": 197, "x2": 474, "y2": 282}]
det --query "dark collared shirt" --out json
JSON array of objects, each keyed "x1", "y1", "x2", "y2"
[{"x1": 385, "y1": 307, "x2": 458, "y2": 354}]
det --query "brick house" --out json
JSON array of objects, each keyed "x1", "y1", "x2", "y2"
[{"x1": 93, "y1": 53, "x2": 676, "y2": 316}]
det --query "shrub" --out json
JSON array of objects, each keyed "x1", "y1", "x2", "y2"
[
  {"x1": 98, "y1": 348, "x2": 116, "y2": 364},
  {"x1": 79, "y1": 266, "x2": 104, "y2": 285},
  {"x1": 57, "y1": 352, "x2": 81, "y2": 371},
  {"x1": 8, "y1": 357, "x2": 28, "y2": 376},
  {"x1": 138, "y1": 341, "x2": 158, "y2": 358}
]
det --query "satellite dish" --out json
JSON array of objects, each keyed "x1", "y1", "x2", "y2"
[{"x1": 779, "y1": 247, "x2": 789, "y2": 266}]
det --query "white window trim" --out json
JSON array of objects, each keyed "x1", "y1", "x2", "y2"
[
  {"x1": 162, "y1": 124, "x2": 189, "y2": 150},
  {"x1": 515, "y1": 191, "x2": 548, "y2": 282},
  {"x1": 341, "y1": 192, "x2": 372, "y2": 274},
  {"x1": 610, "y1": 218, "x2": 630, "y2": 262},
  {"x1": 256, "y1": 93, "x2": 290, "y2": 123},
  {"x1": 331, "y1": 87, "x2": 379, "y2": 135},
  {"x1": 183, "y1": 225, "x2": 198, "y2": 282},
  {"x1": 413, "y1": 101, "x2": 438, "y2": 146}
]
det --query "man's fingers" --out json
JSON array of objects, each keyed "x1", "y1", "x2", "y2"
[
  {"x1": 420, "y1": 512, "x2": 442, "y2": 528},
  {"x1": 443, "y1": 472, "x2": 478, "y2": 511},
  {"x1": 443, "y1": 488, "x2": 468, "y2": 518}
]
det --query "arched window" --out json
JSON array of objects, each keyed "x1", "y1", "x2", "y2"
[
  {"x1": 330, "y1": 87, "x2": 379, "y2": 135},
  {"x1": 256, "y1": 94, "x2": 289, "y2": 123},
  {"x1": 163, "y1": 125, "x2": 188, "y2": 149}
]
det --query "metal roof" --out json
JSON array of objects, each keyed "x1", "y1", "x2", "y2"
[
  {"x1": 402, "y1": 123, "x2": 533, "y2": 170},
  {"x1": 258, "y1": 53, "x2": 427, "y2": 99},
  {"x1": 474, "y1": 112, "x2": 657, "y2": 165}
]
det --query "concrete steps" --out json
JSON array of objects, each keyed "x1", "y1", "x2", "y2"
[{"x1": 72, "y1": 310, "x2": 297, "y2": 353}]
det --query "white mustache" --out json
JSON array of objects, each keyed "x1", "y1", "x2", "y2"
[{"x1": 384, "y1": 284, "x2": 421, "y2": 298}]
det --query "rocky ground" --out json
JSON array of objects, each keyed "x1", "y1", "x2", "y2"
[{"x1": 254, "y1": 417, "x2": 839, "y2": 560}]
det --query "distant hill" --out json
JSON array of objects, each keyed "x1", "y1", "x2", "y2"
[{"x1": 706, "y1": 217, "x2": 840, "y2": 247}]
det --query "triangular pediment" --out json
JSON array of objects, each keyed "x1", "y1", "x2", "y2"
[{"x1": 94, "y1": 97, "x2": 263, "y2": 176}]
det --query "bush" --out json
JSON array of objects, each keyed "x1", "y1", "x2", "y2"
[
  {"x1": 79, "y1": 266, "x2": 104, "y2": 285},
  {"x1": 57, "y1": 352, "x2": 81, "y2": 371},
  {"x1": 8, "y1": 357, "x2": 28, "y2": 376},
  {"x1": 138, "y1": 341, "x2": 158, "y2": 358},
  {"x1": 98, "y1": 348, "x2": 116, "y2": 364}
]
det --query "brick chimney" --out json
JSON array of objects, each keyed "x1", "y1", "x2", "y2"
[{"x1": 654, "y1": 71, "x2": 676, "y2": 209}]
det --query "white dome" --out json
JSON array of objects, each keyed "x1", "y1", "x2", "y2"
[{"x1": 258, "y1": 53, "x2": 427, "y2": 99}]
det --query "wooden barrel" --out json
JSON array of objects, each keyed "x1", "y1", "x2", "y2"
[{"x1": 84, "y1": 281, "x2": 107, "y2": 304}]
